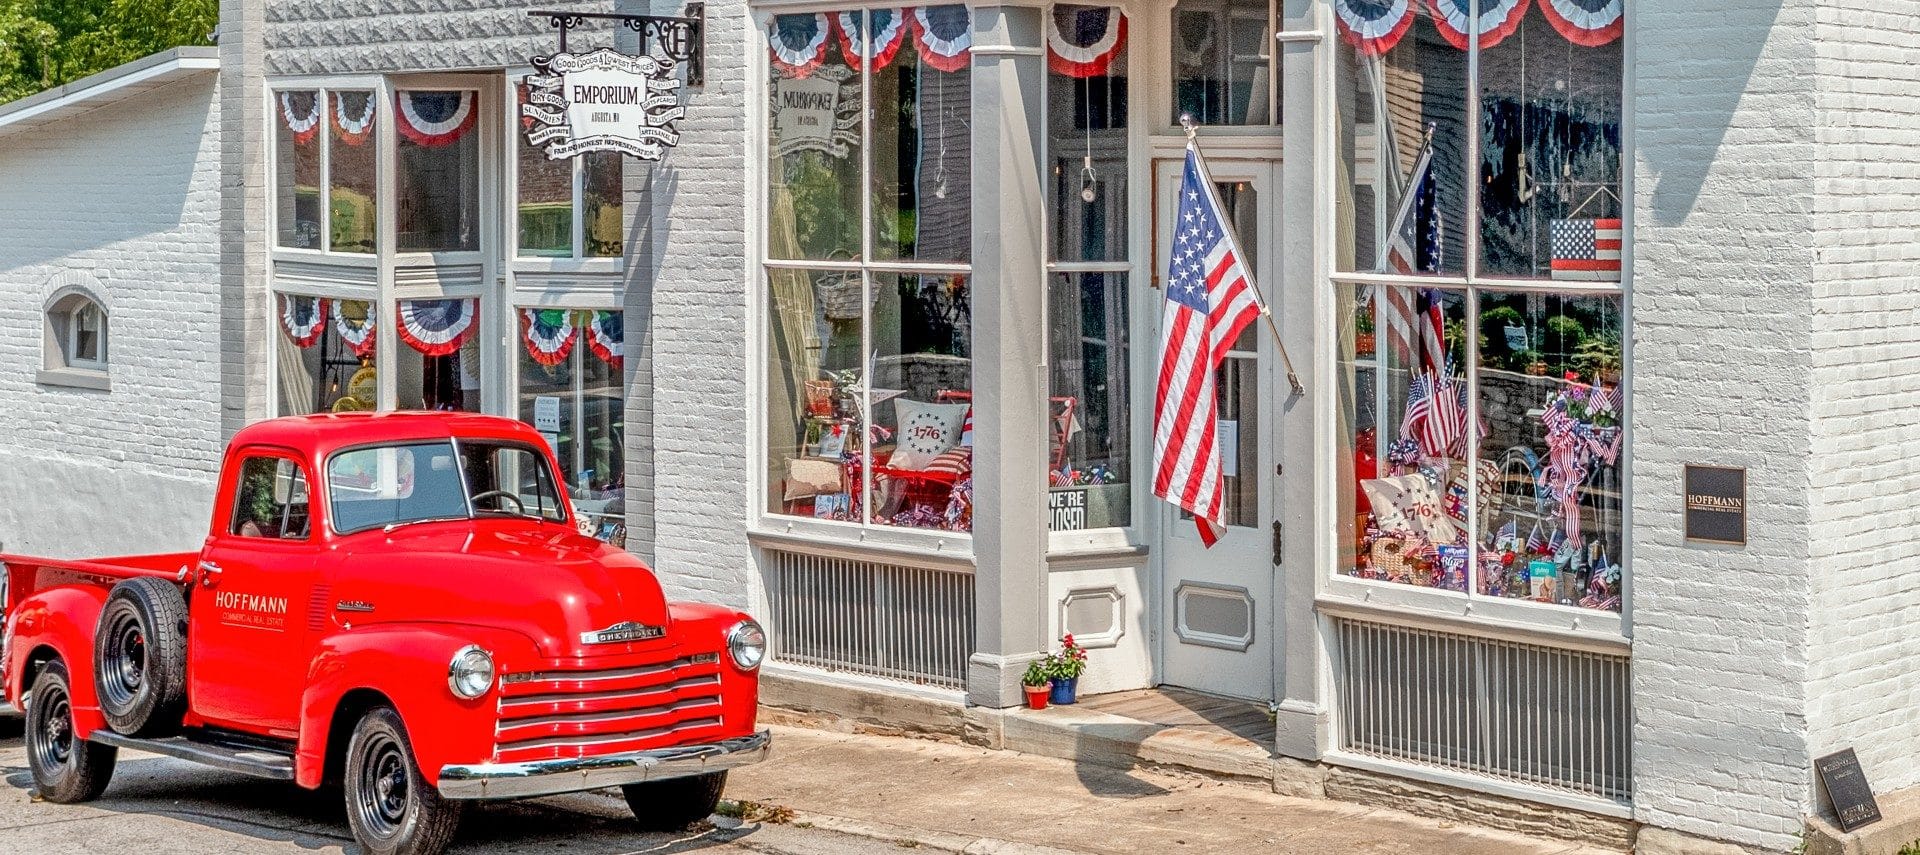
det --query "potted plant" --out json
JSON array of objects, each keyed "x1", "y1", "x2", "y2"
[
  {"x1": 1046, "y1": 634, "x2": 1088, "y2": 705},
  {"x1": 1021, "y1": 660, "x2": 1051, "y2": 710},
  {"x1": 1573, "y1": 333, "x2": 1623, "y2": 387},
  {"x1": 1355, "y1": 308, "x2": 1376, "y2": 357},
  {"x1": 1520, "y1": 350, "x2": 1550, "y2": 376}
]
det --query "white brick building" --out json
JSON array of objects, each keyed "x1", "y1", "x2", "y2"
[{"x1": 3, "y1": 1, "x2": 1917, "y2": 851}]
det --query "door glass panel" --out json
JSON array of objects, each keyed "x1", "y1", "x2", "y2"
[{"x1": 1214, "y1": 179, "x2": 1256, "y2": 528}]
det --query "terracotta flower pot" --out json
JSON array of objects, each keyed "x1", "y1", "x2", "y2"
[{"x1": 1023, "y1": 684, "x2": 1050, "y2": 710}]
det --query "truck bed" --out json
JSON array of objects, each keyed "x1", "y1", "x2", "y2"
[{"x1": 1, "y1": 551, "x2": 195, "y2": 598}]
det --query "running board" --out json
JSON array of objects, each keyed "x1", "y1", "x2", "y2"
[{"x1": 89, "y1": 730, "x2": 297, "y2": 781}]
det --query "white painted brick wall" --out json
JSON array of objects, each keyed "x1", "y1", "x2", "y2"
[
  {"x1": 1630, "y1": 0, "x2": 1819, "y2": 849},
  {"x1": 263, "y1": 0, "x2": 623, "y2": 76},
  {"x1": 0, "y1": 75, "x2": 226, "y2": 555},
  {"x1": 1805, "y1": 0, "x2": 1920, "y2": 802}
]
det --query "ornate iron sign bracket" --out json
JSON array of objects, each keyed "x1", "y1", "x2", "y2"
[{"x1": 529, "y1": 7, "x2": 705, "y2": 86}]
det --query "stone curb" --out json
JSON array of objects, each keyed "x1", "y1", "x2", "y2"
[{"x1": 584, "y1": 789, "x2": 1088, "y2": 855}]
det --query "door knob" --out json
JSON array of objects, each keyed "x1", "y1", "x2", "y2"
[{"x1": 197, "y1": 560, "x2": 223, "y2": 587}]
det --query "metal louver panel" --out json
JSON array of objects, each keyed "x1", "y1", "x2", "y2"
[{"x1": 765, "y1": 549, "x2": 974, "y2": 690}]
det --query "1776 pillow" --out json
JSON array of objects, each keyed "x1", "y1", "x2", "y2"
[{"x1": 888, "y1": 399, "x2": 971, "y2": 470}]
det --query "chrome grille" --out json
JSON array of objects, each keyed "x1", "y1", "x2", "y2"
[{"x1": 493, "y1": 654, "x2": 726, "y2": 762}]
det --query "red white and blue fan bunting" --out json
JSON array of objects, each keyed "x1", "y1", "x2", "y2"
[
  {"x1": 1333, "y1": 0, "x2": 1417, "y2": 57},
  {"x1": 765, "y1": 12, "x2": 834, "y2": 78},
  {"x1": 521, "y1": 308, "x2": 578, "y2": 367},
  {"x1": 397, "y1": 299, "x2": 478, "y2": 357},
  {"x1": 1539, "y1": 0, "x2": 1623, "y2": 46},
  {"x1": 1046, "y1": 7, "x2": 1127, "y2": 78},
  {"x1": 911, "y1": 5, "x2": 973, "y2": 73},
  {"x1": 334, "y1": 301, "x2": 376, "y2": 358},
  {"x1": 279, "y1": 91, "x2": 321, "y2": 145},
  {"x1": 1426, "y1": 0, "x2": 1529, "y2": 50},
  {"x1": 279, "y1": 295, "x2": 329, "y2": 348},
  {"x1": 835, "y1": 9, "x2": 909, "y2": 71},
  {"x1": 331, "y1": 91, "x2": 376, "y2": 146},
  {"x1": 587, "y1": 310, "x2": 623, "y2": 370},
  {"x1": 394, "y1": 91, "x2": 477, "y2": 148}
]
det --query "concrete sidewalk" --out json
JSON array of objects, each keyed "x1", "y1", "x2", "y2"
[{"x1": 726, "y1": 725, "x2": 1620, "y2": 855}]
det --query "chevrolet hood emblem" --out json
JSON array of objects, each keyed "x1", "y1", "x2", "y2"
[{"x1": 580, "y1": 620, "x2": 665, "y2": 645}]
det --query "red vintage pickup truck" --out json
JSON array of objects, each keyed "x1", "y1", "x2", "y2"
[{"x1": 0, "y1": 412, "x2": 769, "y2": 855}]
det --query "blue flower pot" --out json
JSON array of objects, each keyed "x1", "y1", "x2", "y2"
[{"x1": 1048, "y1": 676, "x2": 1078, "y2": 705}]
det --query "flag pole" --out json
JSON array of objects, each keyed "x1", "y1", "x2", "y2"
[{"x1": 1181, "y1": 115, "x2": 1305, "y2": 397}]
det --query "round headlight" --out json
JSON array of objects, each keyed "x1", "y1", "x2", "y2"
[
  {"x1": 447, "y1": 645, "x2": 495, "y2": 699},
  {"x1": 727, "y1": 620, "x2": 767, "y2": 671}
]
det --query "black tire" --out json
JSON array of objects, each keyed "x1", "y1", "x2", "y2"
[
  {"x1": 93, "y1": 576, "x2": 189, "y2": 737},
  {"x1": 621, "y1": 771, "x2": 728, "y2": 831},
  {"x1": 344, "y1": 706, "x2": 462, "y2": 855},
  {"x1": 25, "y1": 660, "x2": 117, "y2": 803}
]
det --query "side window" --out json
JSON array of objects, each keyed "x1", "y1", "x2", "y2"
[{"x1": 231, "y1": 456, "x2": 312, "y2": 540}]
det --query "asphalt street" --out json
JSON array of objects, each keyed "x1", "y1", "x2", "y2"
[{"x1": 0, "y1": 717, "x2": 904, "y2": 855}]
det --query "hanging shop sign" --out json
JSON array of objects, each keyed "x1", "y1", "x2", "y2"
[
  {"x1": 523, "y1": 8, "x2": 704, "y2": 161},
  {"x1": 1682, "y1": 464, "x2": 1746, "y2": 546},
  {"x1": 770, "y1": 64, "x2": 860, "y2": 158}
]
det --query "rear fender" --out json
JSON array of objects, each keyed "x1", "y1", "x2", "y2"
[
  {"x1": 297, "y1": 624, "x2": 536, "y2": 790},
  {"x1": 4, "y1": 586, "x2": 111, "y2": 734}
]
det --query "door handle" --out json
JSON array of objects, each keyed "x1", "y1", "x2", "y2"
[{"x1": 197, "y1": 560, "x2": 223, "y2": 588}]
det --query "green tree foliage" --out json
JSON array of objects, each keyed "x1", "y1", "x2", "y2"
[{"x1": 0, "y1": 0, "x2": 216, "y2": 104}]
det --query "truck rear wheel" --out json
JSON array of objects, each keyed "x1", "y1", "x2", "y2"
[
  {"x1": 621, "y1": 771, "x2": 728, "y2": 831},
  {"x1": 93, "y1": 576, "x2": 188, "y2": 737},
  {"x1": 344, "y1": 706, "x2": 463, "y2": 855},
  {"x1": 25, "y1": 660, "x2": 118, "y2": 803}
]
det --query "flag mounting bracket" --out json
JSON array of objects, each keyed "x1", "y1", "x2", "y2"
[{"x1": 529, "y1": 7, "x2": 705, "y2": 86}]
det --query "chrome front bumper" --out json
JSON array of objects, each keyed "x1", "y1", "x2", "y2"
[{"x1": 437, "y1": 730, "x2": 771, "y2": 800}]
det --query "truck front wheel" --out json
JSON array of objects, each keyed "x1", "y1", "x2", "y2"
[
  {"x1": 25, "y1": 660, "x2": 118, "y2": 803},
  {"x1": 344, "y1": 707, "x2": 463, "y2": 855},
  {"x1": 621, "y1": 771, "x2": 728, "y2": 831}
]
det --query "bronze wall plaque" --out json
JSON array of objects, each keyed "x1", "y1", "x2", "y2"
[
  {"x1": 1815, "y1": 749, "x2": 1882, "y2": 832},
  {"x1": 1684, "y1": 465, "x2": 1746, "y2": 545}
]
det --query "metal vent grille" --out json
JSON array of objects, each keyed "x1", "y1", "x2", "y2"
[
  {"x1": 1334, "y1": 618, "x2": 1631, "y2": 803},
  {"x1": 765, "y1": 549, "x2": 974, "y2": 690}
]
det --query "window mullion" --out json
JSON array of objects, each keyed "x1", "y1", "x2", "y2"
[
  {"x1": 1464, "y1": 1, "x2": 1481, "y2": 284},
  {"x1": 858, "y1": 9, "x2": 875, "y2": 526},
  {"x1": 320, "y1": 88, "x2": 333, "y2": 253},
  {"x1": 572, "y1": 158, "x2": 587, "y2": 259},
  {"x1": 1465, "y1": 286, "x2": 1481, "y2": 600}
]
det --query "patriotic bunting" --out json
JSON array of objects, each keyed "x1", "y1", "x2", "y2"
[
  {"x1": 911, "y1": 5, "x2": 973, "y2": 73},
  {"x1": 334, "y1": 301, "x2": 376, "y2": 358},
  {"x1": 1539, "y1": 0, "x2": 1624, "y2": 47},
  {"x1": 279, "y1": 294, "x2": 329, "y2": 348},
  {"x1": 587, "y1": 310, "x2": 623, "y2": 369},
  {"x1": 331, "y1": 91, "x2": 376, "y2": 145},
  {"x1": 1426, "y1": 0, "x2": 1530, "y2": 51},
  {"x1": 397, "y1": 299, "x2": 478, "y2": 356},
  {"x1": 1333, "y1": 0, "x2": 1418, "y2": 57},
  {"x1": 394, "y1": 91, "x2": 477, "y2": 148},
  {"x1": 835, "y1": 9, "x2": 909, "y2": 71},
  {"x1": 765, "y1": 12, "x2": 834, "y2": 78},
  {"x1": 521, "y1": 309, "x2": 578, "y2": 367},
  {"x1": 1046, "y1": 7, "x2": 1127, "y2": 78},
  {"x1": 279, "y1": 91, "x2": 321, "y2": 145}
]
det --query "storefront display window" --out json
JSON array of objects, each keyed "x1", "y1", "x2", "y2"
[
  {"x1": 274, "y1": 89, "x2": 379, "y2": 253},
  {"x1": 329, "y1": 91, "x2": 378, "y2": 254},
  {"x1": 761, "y1": 7, "x2": 976, "y2": 533},
  {"x1": 1332, "y1": 4, "x2": 1626, "y2": 614},
  {"x1": 394, "y1": 298, "x2": 482, "y2": 411},
  {"x1": 274, "y1": 90, "x2": 323, "y2": 249},
  {"x1": 1171, "y1": 0, "x2": 1278, "y2": 126},
  {"x1": 275, "y1": 295, "x2": 377, "y2": 415},
  {"x1": 515, "y1": 80, "x2": 625, "y2": 259},
  {"x1": 1047, "y1": 5, "x2": 1131, "y2": 532},
  {"x1": 518, "y1": 308, "x2": 627, "y2": 541},
  {"x1": 395, "y1": 90, "x2": 481, "y2": 252}
]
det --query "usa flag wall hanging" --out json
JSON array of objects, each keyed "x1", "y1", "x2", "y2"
[
  {"x1": 1333, "y1": 0, "x2": 1417, "y2": 57},
  {"x1": 1539, "y1": 0, "x2": 1623, "y2": 46},
  {"x1": 835, "y1": 9, "x2": 908, "y2": 71},
  {"x1": 279, "y1": 295, "x2": 329, "y2": 348},
  {"x1": 912, "y1": 5, "x2": 974, "y2": 72},
  {"x1": 1426, "y1": 0, "x2": 1530, "y2": 50},
  {"x1": 280, "y1": 91, "x2": 321, "y2": 145},
  {"x1": 1549, "y1": 218, "x2": 1622, "y2": 281},
  {"x1": 521, "y1": 309, "x2": 577, "y2": 367},
  {"x1": 587, "y1": 310, "x2": 624, "y2": 369},
  {"x1": 766, "y1": 12, "x2": 834, "y2": 78},
  {"x1": 334, "y1": 301, "x2": 377, "y2": 358},
  {"x1": 397, "y1": 299, "x2": 479, "y2": 356},
  {"x1": 332, "y1": 91, "x2": 375, "y2": 145},
  {"x1": 1046, "y1": 6, "x2": 1127, "y2": 78},
  {"x1": 395, "y1": 91, "x2": 477, "y2": 147}
]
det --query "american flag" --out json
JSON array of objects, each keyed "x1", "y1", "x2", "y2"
[
  {"x1": 1550, "y1": 218, "x2": 1622, "y2": 281},
  {"x1": 1154, "y1": 145, "x2": 1264, "y2": 547}
]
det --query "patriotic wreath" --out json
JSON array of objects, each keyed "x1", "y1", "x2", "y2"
[
  {"x1": 1332, "y1": 0, "x2": 1417, "y2": 57},
  {"x1": 397, "y1": 299, "x2": 478, "y2": 357},
  {"x1": 1539, "y1": 0, "x2": 1623, "y2": 47},
  {"x1": 334, "y1": 300, "x2": 377, "y2": 358},
  {"x1": 279, "y1": 91, "x2": 322, "y2": 145},
  {"x1": 522, "y1": 308, "x2": 577, "y2": 367},
  {"x1": 765, "y1": 12, "x2": 834, "y2": 78},
  {"x1": 1046, "y1": 7, "x2": 1127, "y2": 78},
  {"x1": 332, "y1": 91, "x2": 376, "y2": 146},
  {"x1": 279, "y1": 294, "x2": 329, "y2": 348},
  {"x1": 1426, "y1": 0, "x2": 1530, "y2": 51},
  {"x1": 834, "y1": 9, "x2": 909, "y2": 71},
  {"x1": 586, "y1": 309, "x2": 623, "y2": 369},
  {"x1": 911, "y1": 5, "x2": 973, "y2": 73},
  {"x1": 395, "y1": 91, "x2": 477, "y2": 148}
]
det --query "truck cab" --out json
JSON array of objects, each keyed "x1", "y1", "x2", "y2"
[{"x1": 2, "y1": 412, "x2": 769, "y2": 855}]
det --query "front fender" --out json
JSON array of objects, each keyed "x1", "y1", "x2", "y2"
[
  {"x1": 297, "y1": 623, "x2": 538, "y2": 790},
  {"x1": 5, "y1": 586, "x2": 110, "y2": 734},
  {"x1": 668, "y1": 602, "x2": 764, "y2": 735}
]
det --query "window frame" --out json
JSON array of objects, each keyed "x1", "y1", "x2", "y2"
[
  {"x1": 1315, "y1": 3, "x2": 1632, "y2": 640},
  {"x1": 39, "y1": 280, "x2": 112, "y2": 390},
  {"x1": 228, "y1": 453, "x2": 316, "y2": 541},
  {"x1": 267, "y1": 79, "x2": 387, "y2": 257}
]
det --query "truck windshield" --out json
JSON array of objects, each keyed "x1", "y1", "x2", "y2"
[{"x1": 327, "y1": 440, "x2": 567, "y2": 534}]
